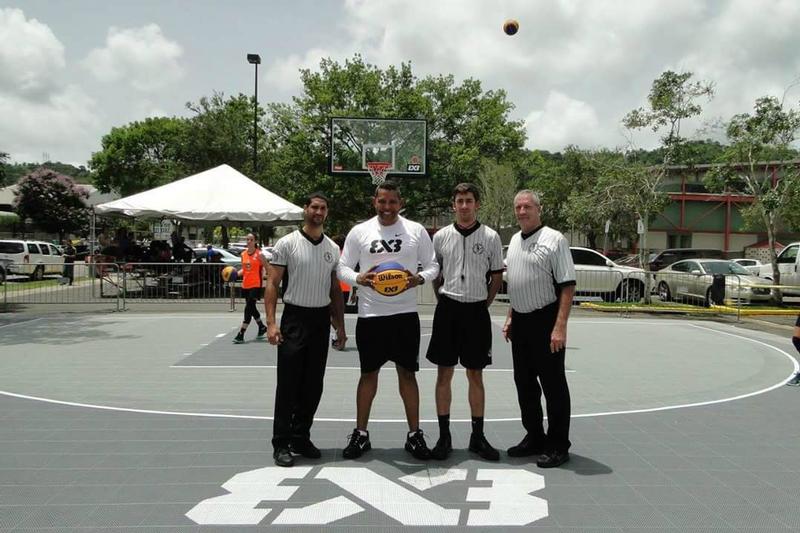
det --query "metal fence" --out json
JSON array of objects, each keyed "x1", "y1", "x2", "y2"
[{"x1": 2, "y1": 261, "x2": 797, "y2": 315}]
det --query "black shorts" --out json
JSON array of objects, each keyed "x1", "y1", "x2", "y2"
[
  {"x1": 356, "y1": 312, "x2": 420, "y2": 373},
  {"x1": 426, "y1": 295, "x2": 492, "y2": 369},
  {"x1": 241, "y1": 287, "x2": 262, "y2": 300}
]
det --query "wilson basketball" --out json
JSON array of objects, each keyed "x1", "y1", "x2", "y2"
[
  {"x1": 221, "y1": 265, "x2": 237, "y2": 282},
  {"x1": 371, "y1": 261, "x2": 409, "y2": 297},
  {"x1": 503, "y1": 19, "x2": 519, "y2": 35}
]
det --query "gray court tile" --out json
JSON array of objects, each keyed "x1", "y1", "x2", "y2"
[
  {"x1": 79, "y1": 503, "x2": 155, "y2": 528},
  {"x1": 0, "y1": 486, "x2": 62, "y2": 506},
  {"x1": 681, "y1": 485, "x2": 751, "y2": 506},
  {"x1": 653, "y1": 505, "x2": 727, "y2": 527},
  {"x1": 136, "y1": 503, "x2": 199, "y2": 527},
  {"x1": 706, "y1": 504, "x2": 788, "y2": 529},
  {"x1": 46, "y1": 484, "x2": 122, "y2": 505},
  {"x1": 548, "y1": 504, "x2": 616, "y2": 528},
  {"x1": 0, "y1": 508, "x2": 31, "y2": 529},
  {"x1": 632, "y1": 485, "x2": 697, "y2": 505},
  {"x1": 760, "y1": 505, "x2": 800, "y2": 530},
  {"x1": 613, "y1": 468, "x2": 674, "y2": 486},
  {"x1": 599, "y1": 504, "x2": 675, "y2": 528},
  {"x1": 589, "y1": 485, "x2": 649, "y2": 506},
  {"x1": 15, "y1": 504, "x2": 97, "y2": 529}
]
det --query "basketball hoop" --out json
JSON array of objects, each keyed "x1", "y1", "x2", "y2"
[{"x1": 366, "y1": 161, "x2": 392, "y2": 185}]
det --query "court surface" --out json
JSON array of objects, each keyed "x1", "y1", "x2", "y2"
[{"x1": 1, "y1": 311, "x2": 799, "y2": 531}]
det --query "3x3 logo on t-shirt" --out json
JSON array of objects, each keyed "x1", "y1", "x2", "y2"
[{"x1": 369, "y1": 239, "x2": 403, "y2": 254}]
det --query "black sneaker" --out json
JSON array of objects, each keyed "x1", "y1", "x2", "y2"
[
  {"x1": 405, "y1": 429, "x2": 431, "y2": 460},
  {"x1": 507, "y1": 434, "x2": 545, "y2": 457},
  {"x1": 233, "y1": 333, "x2": 245, "y2": 344},
  {"x1": 788, "y1": 373, "x2": 800, "y2": 386},
  {"x1": 292, "y1": 439, "x2": 321, "y2": 459},
  {"x1": 536, "y1": 450, "x2": 569, "y2": 468},
  {"x1": 431, "y1": 433, "x2": 452, "y2": 460},
  {"x1": 469, "y1": 433, "x2": 500, "y2": 461},
  {"x1": 342, "y1": 429, "x2": 371, "y2": 459},
  {"x1": 273, "y1": 447, "x2": 294, "y2": 467},
  {"x1": 257, "y1": 324, "x2": 267, "y2": 339}
]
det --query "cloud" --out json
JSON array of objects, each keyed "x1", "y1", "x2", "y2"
[
  {"x1": 265, "y1": 0, "x2": 800, "y2": 151},
  {"x1": 0, "y1": 85, "x2": 101, "y2": 165},
  {"x1": 82, "y1": 24, "x2": 184, "y2": 91},
  {"x1": 525, "y1": 91, "x2": 602, "y2": 151},
  {"x1": 263, "y1": 48, "x2": 332, "y2": 94},
  {"x1": 0, "y1": 7, "x2": 66, "y2": 100}
]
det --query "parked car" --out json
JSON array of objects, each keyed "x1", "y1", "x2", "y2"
[
  {"x1": 501, "y1": 246, "x2": 647, "y2": 302},
  {"x1": 731, "y1": 258, "x2": 764, "y2": 275},
  {"x1": 192, "y1": 247, "x2": 242, "y2": 267},
  {"x1": 570, "y1": 247, "x2": 648, "y2": 302},
  {"x1": 757, "y1": 242, "x2": 800, "y2": 296},
  {"x1": 0, "y1": 240, "x2": 65, "y2": 280},
  {"x1": 655, "y1": 259, "x2": 771, "y2": 305},
  {"x1": 647, "y1": 248, "x2": 724, "y2": 271}
]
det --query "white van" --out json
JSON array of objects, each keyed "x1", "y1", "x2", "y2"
[{"x1": 0, "y1": 240, "x2": 65, "y2": 280}]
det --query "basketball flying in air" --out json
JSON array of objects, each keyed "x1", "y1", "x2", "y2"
[
  {"x1": 371, "y1": 261, "x2": 409, "y2": 297},
  {"x1": 221, "y1": 265, "x2": 238, "y2": 282},
  {"x1": 503, "y1": 19, "x2": 519, "y2": 35}
]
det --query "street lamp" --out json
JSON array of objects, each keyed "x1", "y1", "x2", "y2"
[{"x1": 246, "y1": 53, "x2": 261, "y2": 173}]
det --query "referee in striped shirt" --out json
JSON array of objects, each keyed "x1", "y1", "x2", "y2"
[
  {"x1": 426, "y1": 183, "x2": 504, "y2": 461},
  {"x1": 265, "y1": 193, "x2": 346, "y2": 467},
  {"x1": 503, "y1": 190, "x2": 576, "y2": 468}
]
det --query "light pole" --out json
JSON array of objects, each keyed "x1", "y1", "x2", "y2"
[{"x1": 246, "y1": 53, "x2": 261, "y2": 173}]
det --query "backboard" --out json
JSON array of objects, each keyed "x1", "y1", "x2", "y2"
[{"x1": 329, "y1": 117, "x2": 428, "y2": 178}]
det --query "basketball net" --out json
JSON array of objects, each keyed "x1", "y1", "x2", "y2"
[{"x1": 366, "y1": 161, "x2": 392, "y2": 185}]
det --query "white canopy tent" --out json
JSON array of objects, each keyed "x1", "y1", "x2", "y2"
[{"x1": 94, "y1": 164, "x2": 303, "y2": 223}]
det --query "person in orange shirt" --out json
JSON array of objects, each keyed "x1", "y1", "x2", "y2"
[{"x1": 233, "y1": 233, "x2": 269, "y2": 344}]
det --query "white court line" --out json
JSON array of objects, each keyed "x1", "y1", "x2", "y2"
[
  {"x1": 0, "y1": 317, "x2": 43, "y2": 329},
  {"x1": 0, "y1": 321, "x2": 795, "y2": 423},
  {"x1": 215, "y1": 333, "x2": 226, "y2": 338}
]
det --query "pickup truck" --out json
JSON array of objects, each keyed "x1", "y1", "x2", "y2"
[{"x1": 758, "y1": 242, "x2": 800, "y2": 296}]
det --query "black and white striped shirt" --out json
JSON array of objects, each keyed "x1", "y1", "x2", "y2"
[
  {"x1": 434, "y1": 222, "x2": 504, "y2": 303},
  {"x1": 506, "y1": 225, "x2": 576, "y2": 313},
  {"x1": 270, "y1": 230, "x2": 339, "y2": 308}
]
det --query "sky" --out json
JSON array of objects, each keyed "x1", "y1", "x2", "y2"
[{"x1": 3, "y1": 0, "x2": 800, "y2": 167}]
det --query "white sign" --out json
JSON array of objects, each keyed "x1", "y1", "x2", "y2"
[
  {"x1": 152, "y1": 221, "x2": 173, "y2": 241},
  {"x1": 186, "y1": 466, "x2": 548, "y2": 527},
  {"x1": 604, "y1": 219, "x2": 611, "y2": 234},
  {"x1": 637, "y1": 219, "x2": 645, "y2": 235}
]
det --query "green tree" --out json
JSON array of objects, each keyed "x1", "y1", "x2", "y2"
[
  {"x1": 184, "y1": 92, "x2": 262, "y2": 175},
  {"x1": 0, "y1": 151, "x2": 8, "y2": 186},
  {"x1": 14, "y1": 167, "x2": 89, "y2": 239},
  {"x1": 261, "y1": 55, "x2": 526, "y2": 234},
  {"x1": 89, "y1": 117, "x2": 190, "y2": 195},
  {"x1": 704, "y1": 95, "x2": 800, "y2": 300},
  {"x1": 622, "y1": 70, "x2": 714, "y2": 298},
  {"x1": 477, "y1": 159, "x2": 517, "y2": 231}
]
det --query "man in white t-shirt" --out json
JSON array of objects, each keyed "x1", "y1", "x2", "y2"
[{"x1": 337, "y1": 181, "x2": 439, "y2": 460}]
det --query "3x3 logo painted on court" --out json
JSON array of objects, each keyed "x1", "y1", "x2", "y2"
[
  {"x1": 186, "y1": 466, "x2": 548, "y2": 526},
  {"x1": 369, "y1": 239, "x2": 403, "y2": 254}
]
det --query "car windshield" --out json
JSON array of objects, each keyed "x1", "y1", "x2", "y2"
[{"x1": 702, "y1": 261, "x2": 751, "y2": 276}]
